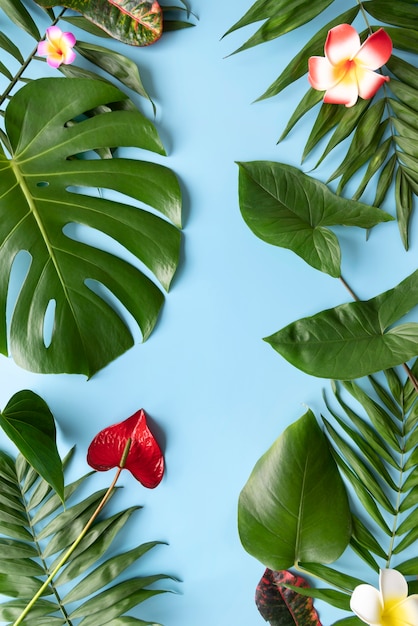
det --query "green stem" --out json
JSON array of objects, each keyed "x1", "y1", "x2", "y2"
[
  {"x1": 356, "y1": 0, "x2": 373, "y2": 35},
  {"x1": 0, "y1": 7, "x2": 67, "y2": 109},
  {"x1": 12, "y1": 438, "x2": 132, "y2": 626}
]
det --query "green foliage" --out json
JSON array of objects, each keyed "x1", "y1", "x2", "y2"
[
  {"x1": 237, "y1": 161, "x2": 393, "y2": 277},
  {"x1": 0, "y1": 390, "x2": 64, "y2": 502},
  {"x1": 0, "y1": 448, "x2": 171, "y2": 624},
  {"x1": 226, "y1": 0, "x2": 418, "y2": 248},
  {"x1": 238, "y1": 410, "x2": 351, "y2": 570},
  {"x1": 265, "y1": 269, "x2": 418, "y2": 379},
  {"x1": 0, "y1": 77, "x2": 181, "y2": 376}
]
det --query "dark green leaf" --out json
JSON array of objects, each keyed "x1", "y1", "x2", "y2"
[
  {"x1": 238, "y1": 410, "x2": 351, "y2": 570},
  {"x1": 0, "y1": 77, "x2": 181, "y2": 377},
  {"x1": 266, "y1": 270, "x2": 418, "y2": 379},
  {"x1": 0, "y1": 390, "x2": 64, "y2": 502},
  {"x1": 0, "y1": 0, "x2": 40, "y2": 39},
  {"x1": 364, "y1": 0, "x2": 418, "y2": 29},
  {"x1": 237, "y1": 161, "x2": 392, "y2": 277}
]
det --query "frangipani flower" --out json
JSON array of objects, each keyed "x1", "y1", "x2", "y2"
[
  {"x1": 37, "y1": 26, "x2": 76, "y2": 68},
  {"x1": 87, "y1": 409, "x2": 164, "y2": 488},
  {"x1": 350, "y1": 568, "x2": 418, "y2": 626},
  {"x1": 308, "y1": 24, "x2": 392, "y2": 107}
]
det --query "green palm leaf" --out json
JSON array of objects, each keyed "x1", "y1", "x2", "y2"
[
  {"x1": 0, "y1": 76, "x2": 181, "y2": 376},
  {"x1": 226, "y1": 0, "x2": 418, "y2": 247},
  {"x1": 0, "y1": 450, "x2": 172, "y2": 625}
]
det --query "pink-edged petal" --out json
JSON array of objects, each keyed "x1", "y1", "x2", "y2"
[
  {"x1": 62, "y1": 48, "x2": 76, "y2": 65},
  {"x1": 61, "y1": 31, "x2": 76, "y2": 47},
  {"x1": 323, "y1": 72, "x2": 359, "y2": 107},
  {"x1": 45, "y1": 25, "x2": 63, "y2": 44},
  {"x1": 350, "y1": 583, "x2": 383, "y2": 624},
  {"x1": 355, "y1": 28, "x2": 392, "y2": 70},
  {"x1": 356, "y1": 66, "x2": 389, "y2": 99},
  {"x1": 380, "y1": 569, "x2": 408, "y2": 605},
  {"x1": 325, "y1": 23, "x2": 360, "y2": 65},
  {"x1": 37, "y1": 40, "x2": 50, "y2": 56},
  {"x1": 46, "y1": 54, "x2": 63, "y2": 69},
  {"x1": 308, "y1": 56, "x2": 343, "y2": 90}
]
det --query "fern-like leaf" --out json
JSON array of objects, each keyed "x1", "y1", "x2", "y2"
[{"x1": 0, "y1": 450, "x2": 173, "y2": 624}]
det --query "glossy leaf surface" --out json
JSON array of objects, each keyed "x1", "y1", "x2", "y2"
[
  {"x1": 266, "y1": 270, "x2": 418, "y2": 379},
  {"x1": 237, "y1": 161, "x2": 392, "y2": 277},
  {"x1": 0, "y1": 390, "x2": 64, "y2": 502},
  {"x1": 256, "y1": 569, "x2": 321, "y2": 626},
  {"x1": 238, "y1": 410, "x2": 351, "y2": 570},
  {"x1": 34, "y1": 0, "x2": 163, "y2": 46},
  {"x1": 0, "y1": 77, "x2": 181, "y2": 376}
]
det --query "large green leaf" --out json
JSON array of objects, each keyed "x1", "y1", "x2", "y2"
[
  {"x1": 0, "y1": 390, "x2": 64, "y2": 502},
  {"x1": 34, "y1": 0, "x2": 163, "y2": 46},
  {"x1": 237, "y1": 161, "x2": 392, "y2": 277},
  {"x1": 0, "y1": 77, "x2": 181, "y2": 376},
  {"x1": 266, "y1": 270, "x2": 418, "y2": 379},
  {"x1": 238, "y1": 410, "x2": 351, "y2": 570}
]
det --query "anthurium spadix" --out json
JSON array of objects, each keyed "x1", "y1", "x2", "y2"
[
  {"x1": 308, "y1": 24, "x2": 392, "y2": 107},
  {"x1": 350, "y1": 569, "x2": 418, "y2": 626}
]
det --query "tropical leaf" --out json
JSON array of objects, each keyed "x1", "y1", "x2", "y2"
[
  {"x1": 0, "y1": 76, "x2": 181, "y2": 376},
  {"x1": 0, "y1": 449, "x2": 172, "y2": 624},
  {"x1": 238, "y1": 410, "x2": 351, "y2": 570},
  {"x1": 265, "y1": 269, "x2": 418, "y2": 380},
  {"x1": 33, "y1": 0, "x2": 164, "y2": 46},
  {"x1": 0, "y1": 390, "x2": 64, "y2": 502},
  {"x1": 225, "y1": 0, "x2": 418, "y2": 247},
  {"x1": 255, "y1": 569, "x2": 321, "y2": 626},
  {"x1": 237, "y1": 161, "x2": 392, "y2": 277}
]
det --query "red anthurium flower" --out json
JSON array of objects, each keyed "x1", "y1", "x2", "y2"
[
  {"x1": 87, "y1": 409, "x2": 164, "y2": 488},
  {"x1": 308, "y1": 24, "x2": 392, "y2": 107}
]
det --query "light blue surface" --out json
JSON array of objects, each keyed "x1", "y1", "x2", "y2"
[{"x1": 0, "y1": 2, "x2": 417, "y2": 625}]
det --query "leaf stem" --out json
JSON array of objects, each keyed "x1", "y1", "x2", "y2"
[{"x1": 12, "y1": 438, "x2": 132, "y2": 626}]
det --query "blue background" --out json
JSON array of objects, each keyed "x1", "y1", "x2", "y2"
[{"x1": 0, "y1": 1, "x2": 417, "y2": 624}]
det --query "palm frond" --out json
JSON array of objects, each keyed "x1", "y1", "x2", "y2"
[{"x1": 0, "y1": 450, "x2": 173, "y2": 624}]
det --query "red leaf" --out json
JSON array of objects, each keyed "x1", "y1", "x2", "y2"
[
  {"x1": 256, "y1": 569, "x2": 322, "y2": 626},
  {"x1": 87, "y1": 409, "x2": 164, "y2": 488}
]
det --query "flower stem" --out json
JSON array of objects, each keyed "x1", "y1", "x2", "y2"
[{"x1": 12, "y1": 438, "x2": 132, "y2": 626}]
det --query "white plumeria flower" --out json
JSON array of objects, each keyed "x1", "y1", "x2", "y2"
[{"x1": 350, "y1": 568, "x2": 418, "y2": 626}]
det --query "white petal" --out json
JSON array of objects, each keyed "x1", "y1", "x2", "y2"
[
  {"x1": 380, "y1": 569, "x2": 408, "y2": 604},
  {"x1": 350, "y1": 583, "x2": 383, "y2": 624}
]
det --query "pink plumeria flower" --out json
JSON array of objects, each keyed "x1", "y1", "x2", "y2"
[
  {"x1": 308, "y1": 24, "x2": 392, "y2": 107},
  {"x1": 37, "y1": 26, "x2": 76, "y2": 69},
  {"x1": 350, "y1": 569, "x2": 418, "y2": 626}
]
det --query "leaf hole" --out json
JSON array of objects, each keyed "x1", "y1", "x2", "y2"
[
  {"x1": 7, "y1": 251, "x2": 32, "y2": 329},
  {"x1": 36, "y1": 181, "x2": 49, "y2": 187},
  {"x1": 43, "y1": 299, "x2": 56, "y2": 348}
]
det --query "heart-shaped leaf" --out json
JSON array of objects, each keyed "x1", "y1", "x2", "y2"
[
  {"x1": 34, "y1": 0, "x2": 163, "y2": 46},
  {"x1": 238, "y1": 410, "x2": 351, "y2": 570},
  {"x1": 0, "y1": 390, "x2": 64, "y2": 502},
  {"x1": 266, "y1": 269, "x2": 418, "y2": 380},
  {"x1": 256, "y1": 569, "x2": 321, "y2": 626},
  {"x1": 237, "y1": 161, "x2": 393, "y2": 277},
  {"x1": 0, "y1": 77, "x2": 181, "y2": 376}
]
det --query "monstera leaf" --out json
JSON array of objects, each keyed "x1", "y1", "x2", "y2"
[
  {"x1": 34, "y1": 0, "x2": 164, "y2": 45},
  {"x1": 0, "y1": 77, "x2": 181, "y2": 376}
]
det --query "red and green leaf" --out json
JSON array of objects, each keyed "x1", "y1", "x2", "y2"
[
  {"x1": 34, "y1": 0, "x2": 163, "y2": 46},
  {"x1": 256, "y1": 569, "x2": 322, "y2": 626}
]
